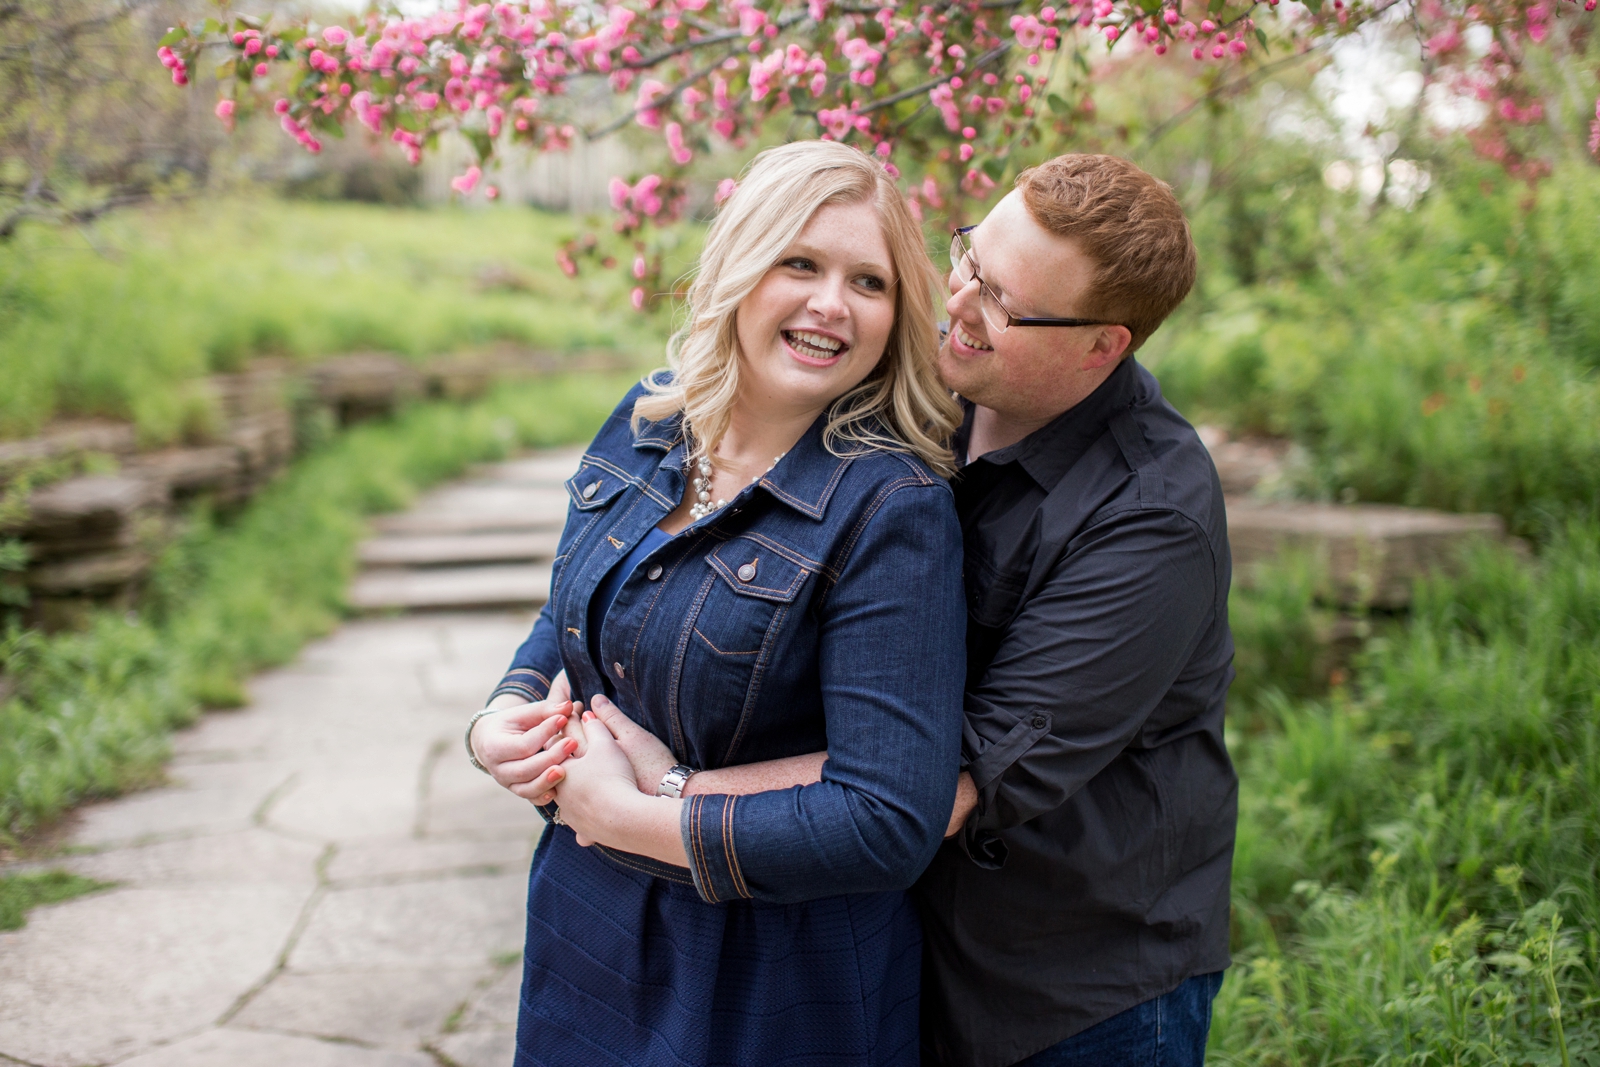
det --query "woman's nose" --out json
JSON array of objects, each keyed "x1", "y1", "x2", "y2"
[{"x1": 806, "y1": 274, "x2": 850, "y2": 320}]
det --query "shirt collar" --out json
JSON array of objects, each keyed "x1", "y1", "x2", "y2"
[
  {"x1": 631, "y1": 406, "x2": 852, "y2": 521},
  {"x1": 958, "y1": 355, "x2": 1141, "y2": 492}
]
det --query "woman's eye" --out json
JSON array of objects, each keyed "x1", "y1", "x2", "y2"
[
  {"x1": 855, "y1": 274, "x2": 888, "y2": 292},
  {"x1": 782, "y1": 257, "x2": 816, "y2": 272}
]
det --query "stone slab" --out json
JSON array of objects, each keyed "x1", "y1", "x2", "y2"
[
  {"x1": 431, "y1": 1029, "x2": 518, "y2": 1067},
  {"x1": 0, "y1": 885, "x2": 306, "y2": 1067},
  {"x1": 230, "y1": 967, "x2": 485, "y2": 1048},
  {"x1": 424, "y1": 746, "x2": 549, "y2": 838},
  {"x1": 25, "y1": 547, "x2": 152, "y2": 593},
  {"x1": 348, "y1": 564, "x2": 553, "y2": 612},
  {"x1": 72, "y1": 760, "x2": 296, "y2": 847},
  {"x1": 357, "y1": 531, "x2": 560, "y2": 567},
  {"x1": 9, "y1": 474, "x2": 166, "y2": 540},
  {"x1": 125, "y1": 445, "x2": 244, "y2": 498},
  {"x1": 113, "y1": 1027, "x2": 435, "y2": 1067},
  {"x1": 289, "y1": 873, "x2": 527, "y2": 971},
  {"x1": 370, "y1": 509, "x2": 567, "y2": 535},
  {"x1": 476, "y1": 448, "x2": 586, "y2": 486},
  {"x1": 1197, "y1": 426, "x2": 1291, "y2": 496},
  {"x1": 325, "y1": 835, "x2": 534, "y2": 884},
  {"x1": 0, "y1": 420, "x2": 138, "y2": 481},
  {"x1": 60, "y1": 827, "x2": 321, "y2": 889},
  {"x1": 1227, "y1": 497, "x2": 1507, "y2": 607},
  {"x1": 406, "y1": 484, "x2": 572, "y2": 521}
]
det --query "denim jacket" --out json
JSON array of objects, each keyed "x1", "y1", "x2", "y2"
[{"x1": 491, "y1": 381, "x2": 966, "y2": 906}]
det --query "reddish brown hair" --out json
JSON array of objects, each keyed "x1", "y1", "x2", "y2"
[{"x1": 1015, "y1": 154, "x2": 1196, "y2": 352}]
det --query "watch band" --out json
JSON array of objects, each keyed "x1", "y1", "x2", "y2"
[{"x1": 657, "y1": 764, "x2": 697, "y2": 799}]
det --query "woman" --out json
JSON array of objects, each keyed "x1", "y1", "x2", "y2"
[{"x1": 468, "y1": 140, "x2": 965, "y2": 1066}]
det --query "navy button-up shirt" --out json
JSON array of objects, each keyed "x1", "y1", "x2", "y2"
[
  {"x1": 915, "y1": 357, "x2": 1238, "y2": 1066},
  {"x1": 492, "y1": 381, "x2": 967, "y2": 907}
]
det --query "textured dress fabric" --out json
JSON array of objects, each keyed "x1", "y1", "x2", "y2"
[{"x1": 491, "y1": 381, "x2": 966, "y2": 1067}]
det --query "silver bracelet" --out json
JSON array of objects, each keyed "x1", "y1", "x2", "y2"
[{"x1": 464, "y1": 707, "x2": 503, "y2": 774}]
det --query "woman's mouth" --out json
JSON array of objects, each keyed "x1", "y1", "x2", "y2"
[{"x1": 783, "y1": 329, "x2": 849, "y2": 365}]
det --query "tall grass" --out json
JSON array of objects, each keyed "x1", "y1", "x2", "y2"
[
  {"x1": 0, "y1": 198, "x2": 665, "y2": 442},
  {"x1": 0, "y1": 373, "x2": 632, "y2": 840},
  {"x1": 1215, "y1": 525, "x2": 1600, "y2": 1063}
]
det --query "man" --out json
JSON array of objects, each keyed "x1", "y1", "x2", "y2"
[
  {"x1": 915, "y1": 154, "x2": 1236, "y2": 1066},
  {"x1": 472, "y1": 152, "x2": 1236, "y2": 1066}
]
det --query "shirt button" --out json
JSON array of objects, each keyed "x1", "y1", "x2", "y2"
[
  {"x1": 582, "y1": 480, "x2": 600, "y2": 500},
  {"x1": 646, "y1": 564, "x2": 663, "y2": 581},
  {"x1": 1031, "y1": 714, "x2": 1048, "y2": 730},
  {"x1": 613, "y1": 662, "x2": 626, "y2": 679},
  {"x1": 737, "y1": 562, "x2": 757, "y2": 582}
]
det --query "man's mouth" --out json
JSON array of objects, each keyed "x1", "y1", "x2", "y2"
[
  {"x1": 953, "y1": 324, "x2": 994, "y2": 352},
  {"x1": 783, "y1": 329, "x2": 848, "y2": 362}
]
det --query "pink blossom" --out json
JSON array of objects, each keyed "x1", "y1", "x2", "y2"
[
  {"x1": 245, "y1": 38, "x2": 262, "y2": 56},
  {"x1": 254, "y1": 62, "x2": 269, "y2": 77},
  {"x1": 274, "y1": 97, "x2": 291, "y2": 114},
  {"x1": 715, "y1": 177, "x2": 739, "y2": 204},
  {"x1": 1163, "y1": 9, "x2": 1180, "y2": 24},
  {"x1": 157, "y1": 45, "x2": 178, "y2": 69},
  {"x1": 635, "y1": 78, "x2": 667, "y2": 128},
  {"x1": 1105, "y1": 25, "x2": 1120, "y2": 42},
  {"x1": 450, "y1": 165, "x2": 483, "y2": 195},
  {"x1": 485, "y1": 185, "x2": 499, "y2": 200},
  {"x1": 608, "y1": 177, "x2": 631, "y2": 211},
  {"x1": 665, "y1": 122, "x2": 692, "y2": 164},
  {"x1": 415, "y1": 92, "x2": 440, "y2": 111},
  {"x1": 265, "y1": 44, "x2": 279, "y2": 58},
  {"x1": 322, "y1": 25, "x2": 349, "y2": 47},
  {"x1": 962, "y1": 168, "x2": 996, "y2": 195},
  {"x1": 1010, "y1": 15, "x2": 1046, "y2": 48},
  {"x1": 631, "y1": 287, "x2": 646, "y2": 310},
  {"x1": 487, "y1": 104, "x2": 505, "y2": 137},
  {"x1": 214, "y1": 99, "x2": 236, "y2": 127},
  {"x1": 959, "y1": 143, "x2": 974, "y2": 161}
]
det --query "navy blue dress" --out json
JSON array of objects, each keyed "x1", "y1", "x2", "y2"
[{"x1": 491, "y1": 383, "x2": 966, "y2": 1066}]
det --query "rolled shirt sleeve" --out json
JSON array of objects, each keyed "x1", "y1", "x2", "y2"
[
  {"x1": 680, "y1": 482, "x2": 967, "y2": 905},
  {"x1": 956, "y1": 507, "x2": 1219, "y2": 868}
]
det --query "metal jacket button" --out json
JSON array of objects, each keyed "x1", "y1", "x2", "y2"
[
  {"x1": 582, "y1": 480, "x2": 600, "y2": 500},
  {"x1": 737, "y1": 562, "x2": 757, "y2": 582},
  {"x1": 613, "y1": 662, "x2": 625, "y2": 679},
  {"x1": 646, "y1": 565, "x2": 663, "y2": 580}
]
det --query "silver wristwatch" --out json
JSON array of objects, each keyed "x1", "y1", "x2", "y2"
[{"x1": 657, "y1": 764, "x2": 697, "y2": 798}]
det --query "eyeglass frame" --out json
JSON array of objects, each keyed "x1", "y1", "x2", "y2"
[{"x1": 949, "y1": 226, "x2": 1123, "y2": 332}]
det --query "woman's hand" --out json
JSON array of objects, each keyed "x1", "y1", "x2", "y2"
[
  {"x1": 589, "y1": 695, "x2": 679, "y2": 795},
  {"x1": 470, "y1": 683, "x2": 582, "y2": 803},
  {"x1": 550, "y1": 711, "x2": 654, "y2": 848}
]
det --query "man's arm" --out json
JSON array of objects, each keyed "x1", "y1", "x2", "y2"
[{"x1": 956, "y1": 508, "x2": 1218, "y2": 861}]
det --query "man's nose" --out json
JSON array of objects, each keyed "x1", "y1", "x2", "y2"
[{"x1": 946, "y1": 271, "x2": 981, "y2": 320}]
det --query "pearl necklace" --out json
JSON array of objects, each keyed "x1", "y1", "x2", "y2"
[{"x1": 689, "y1": 451, "x2": 785, "y2": 521}]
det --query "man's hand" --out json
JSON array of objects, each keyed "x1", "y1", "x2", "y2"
[
  {"x1": 590, "y1": 695, "x2": 678, "y2": 795},
  {"x1": 945, "y1": 771, "x2": 978, "y2": 838}
]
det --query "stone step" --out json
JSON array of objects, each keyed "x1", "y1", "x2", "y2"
[
  {"x1": 1227, "y1": 497, "x2": 1508, "y2": 608},
  {"x1": 348, "y1": 563, "x2": 553, "y2": 612},
  {"x1": 470, "y1": 448, "x2": 586, "y2": 487},
  {"x1": 372, "y1": 485, "x2": 571, "y2": 536},
  {"x1": 357, "y1": 531, "x2": 561, "y2": 567}
]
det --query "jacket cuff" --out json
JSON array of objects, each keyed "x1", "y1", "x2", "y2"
[
  {"x1": 681, "y1": 794, "x2": 753, "y2": 904},
  {"x1": 487, "y1": 667, "x2": 551, "y2": 706}
]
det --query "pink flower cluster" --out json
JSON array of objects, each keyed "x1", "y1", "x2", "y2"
[
  {"x1": 609, "y1": 174, "x2": 666, "y2": 218},
  {"x1": 156, "y1": 45, "x2": 188, "y2": 85}
]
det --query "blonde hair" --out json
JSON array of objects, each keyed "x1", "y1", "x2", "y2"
[{"x1": 631, "y1": 140, "x2": 959, "y2": 476}]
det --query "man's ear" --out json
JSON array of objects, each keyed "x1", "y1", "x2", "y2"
[{"x1": 1082, "y1": 325, "x2": 1132, "y2": 370}]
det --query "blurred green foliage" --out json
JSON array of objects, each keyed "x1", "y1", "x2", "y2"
[
  {"x1": 0, "y1": 199, "x2": 664, "y2": 443},
  {"x1": 0, "y1": 868, "x2": 113, "y2": 930},
  {"x1": 0, "y1": 373, "x2": 631, "y2": 840}
]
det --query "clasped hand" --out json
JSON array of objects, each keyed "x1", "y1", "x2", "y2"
[{"x1": 468, "y1": 672, "x2": 680, "y2": 847}]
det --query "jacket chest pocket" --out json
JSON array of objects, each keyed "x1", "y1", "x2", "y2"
[
  {"x1": 673, "y1": 537, "x2": 809, "y2": 767},
  {"x1": 554, "y1": 464, "x2": 630, "y2": 600}
]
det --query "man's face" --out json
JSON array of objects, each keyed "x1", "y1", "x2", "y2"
[{"x1": 938, "y1": 190, "x2": 1131, "y2": 424}]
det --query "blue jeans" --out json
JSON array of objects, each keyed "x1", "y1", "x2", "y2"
[{"x1": 1014, "y1": 972, "x2": 1224, "y2": 1067}]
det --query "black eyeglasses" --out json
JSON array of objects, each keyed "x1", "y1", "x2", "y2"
[{"x1": 949, "y1": 226, "x2": 1121, "y2": 334}]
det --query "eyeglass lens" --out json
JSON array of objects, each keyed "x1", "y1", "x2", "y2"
[{"x1": 949, "y1": 232, "x2": 1011, "y2": 334}]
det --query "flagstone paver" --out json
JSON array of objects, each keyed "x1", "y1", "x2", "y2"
[{"x1": 0, "y1": 447, "x2": 585, "y2": 1067}]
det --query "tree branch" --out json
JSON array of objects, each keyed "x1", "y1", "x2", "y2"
[
  {"x1": 587, "y1": 47, "x2": 738, "y2": 138},
  {"x1": 855, "y1": 41, "x2": 1011, "y2": 115}
]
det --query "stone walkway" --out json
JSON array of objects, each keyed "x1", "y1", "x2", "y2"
[{"x1": 0, "y1": 449, "x2": 584, "y2": 1067}]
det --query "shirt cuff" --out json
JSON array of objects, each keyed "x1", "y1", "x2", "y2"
[
  {"x1": 954, "y1": 697, "x2": 1054, "y2": 869},
  {"x1": 487, "y1": 667, "x2": 551, "y2": 705},
  {"x1": 681, "y1": 793, "x2": 753, "y2": 904}
]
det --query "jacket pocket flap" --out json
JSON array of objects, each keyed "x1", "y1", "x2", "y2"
[
  {"x1": 565, "y1": 466, "x2": 629, "y2": 511},
  {"x1": 707, "y1": 539, "x2": 808, "y2": 602}
]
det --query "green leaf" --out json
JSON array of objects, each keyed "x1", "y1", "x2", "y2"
[
  {"x1": 1072, "y1": 49, "x2": 1090, "y2": 73},
  {"x1": 1255, "y1": 28, "x2": 1269, "y2": 51},
  {"x1": 981, "y1": 157, "x2": 1005, "y2": 180},
  {"x1": 202, "y1": 17, "x2": 225, "y2": 34},
  {"x1": 1300, "y1": 0, "x2": 1322, "y2": 12},
  {"x1": 158, "y1": 26, "x2": 190, "y2": 46},
  {"x1": 1047, "y1": 93, "x2": 1071, "y2": 115}
]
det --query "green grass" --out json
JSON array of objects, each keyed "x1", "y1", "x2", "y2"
[
  {"x1": 1214, "y1": 525, "x2": 1600, "y2": 1064},
  {"x1": 1142, "y1": 162, "x2": 1600, "y2": 541},
  {"x1": 0, "y1": 198, "x2": 667, "y2": 443},
  {"x1": 0, "y1": 372, "x2": 633, "y2": 840},
  {"x1": 0, "y1": 868, "x2": 114, "y2": 930}
]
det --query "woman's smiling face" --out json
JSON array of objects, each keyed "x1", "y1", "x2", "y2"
[{"x1": 734, "y1": 199, "x2": 898, "y2": 420}]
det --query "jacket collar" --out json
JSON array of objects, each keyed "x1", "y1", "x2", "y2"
[
  {"x1": 956, "y1": 355, "x2": 1141, "y2": 492},
  {"x1": 631, "y1": 405, "x2": 851, "y2": 521}
]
